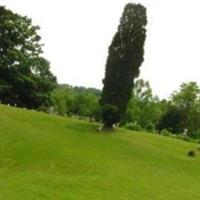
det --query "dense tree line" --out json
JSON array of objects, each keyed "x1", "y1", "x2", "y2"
[
  {"x1": 51, "y1": 84, "x2": 101, "y2": 121},
  {"x1": 50, "y1": 81, "x2": 200, "y2": 139}
]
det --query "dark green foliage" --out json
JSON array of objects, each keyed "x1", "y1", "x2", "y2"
[
  {"x1": 145, "y1": 122, "x2": 156, "y2": 133},
  {"x1": 187, "y1": 150, "x2": 195, "y2": 157},
  {"x1": 171, "y1": 82, "x2": 200, "y2": 136},
  {"x1": 100, "y1": 3, "x2": 147, "y2": 127},
  {"x1": 101, "y1": 104, "x2": 120, "y2": 128},
  {"x1": 0, "y1": 6, "x2": 56, "y2": 109},
  {"x1": 157, "y1": 105, "x2": 184, "y2": 134},
  {"x1": 158, "y1": 82, "x2": 200, "y2": 137},
  {"x1": 193, "y1": 130, "x2": 200, "y2": 139}
]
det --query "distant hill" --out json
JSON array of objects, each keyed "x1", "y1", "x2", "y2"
[{"x1": 0, "y1": 105, "x2": 200, "y2": 200}]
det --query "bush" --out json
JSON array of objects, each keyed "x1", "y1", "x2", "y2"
[
  {"x1": 124, "y1": 122, "x2": 141, "y2": 131},
  {"x1": 187, "y1": 150, "x2": 195, "y2": 157},
  {"x1": 145, "y1": 122, "x2": 156, "y2": 133},
  {"x1": 161, "y1": 128, "x2": 172, "y2": 136},
  {"x1": 191, "y1": 129, "x2": 200, "y2": 139}
]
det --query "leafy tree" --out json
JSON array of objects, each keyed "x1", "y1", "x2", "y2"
[
  {"x1": 68, "y1": 87, "x2": 101, "y2": 119},
  {"x1": 52, "y1": 84, "x2": 101, "y2": 120},
  {"x1": 51, "y1": 85, "x2": 73, "y2": 116},
  {"x1": 0, "y1": 6, "x2": 56, "y2": 108},
  {"x1": 157, "y1": 105, "x2": 185, "y2": 134},
  {"x1": 100, "y1": 3, "x2": 147, "y2": 128},
  {"x1": 158, "y1": 82, "x2": 200, "y2": 136},
  {"x1": 122, "y1": 79, "x2": 164, "y2": 131},
  {"x1": 171, "y1": 82, "x2": 200, "y2": 136}
]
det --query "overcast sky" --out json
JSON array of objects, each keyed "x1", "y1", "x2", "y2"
[{"x1": 1, "y1": 0, "x2": 200, "y2": 99}]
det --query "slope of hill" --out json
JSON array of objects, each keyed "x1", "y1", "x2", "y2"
[{"x1": 0, "y1": 105, "x2": 200, "y2": 200}]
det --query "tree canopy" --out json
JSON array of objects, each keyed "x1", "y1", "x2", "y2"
[
  {"x1": 0, "y1": 6, "x2": 56, "y2": 109},
  {"x1": 100, "y1": 3, "x2": 147, "y2": 127},
  {"x1": 158, "y1": 82, "x2": 200, "y2": 137}
]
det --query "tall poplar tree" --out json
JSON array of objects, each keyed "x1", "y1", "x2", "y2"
[{"x1": 100, "y1": 3, "x2": 147, "y2": 128}]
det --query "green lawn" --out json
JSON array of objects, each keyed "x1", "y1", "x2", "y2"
[{"x1": 0, "y1": 105, "x2": 200, "y2": 200}]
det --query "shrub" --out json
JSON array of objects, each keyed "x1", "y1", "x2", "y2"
[
  {"x1": 124, "y1": 122, "x2": 141, "y2": 131},
  {"x1": 145, "y1": 122, "x2": 156, "y2": 133},
  {"x1": 161, "y1": 128, "x2": 172, "y2": 136},
  {"x1": 187, "y1": 150, "x2": 195, "y2": 157},
  {"x1": 171, "y1": 134, "x2": 177, "y2": 138},
  {"x1": 191, "y1": 129, "x2": 200, "y2": 139}
]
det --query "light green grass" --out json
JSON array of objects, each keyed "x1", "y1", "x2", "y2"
[{"x1": 0, "y1": 105, "x2": 200, "y2": 200}]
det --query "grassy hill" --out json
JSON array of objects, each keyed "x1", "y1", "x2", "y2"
[{"x1": 0, "y1": 105, "x2": 200, "y2": 200}]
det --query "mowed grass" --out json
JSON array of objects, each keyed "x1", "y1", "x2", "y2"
[{"x1": 0, "y1": 105, "x2": 200, "y2": 200}]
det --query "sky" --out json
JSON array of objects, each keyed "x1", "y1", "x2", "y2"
[{"x1": 1, "y1": 0, "x2": 200, "y2": 99}]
